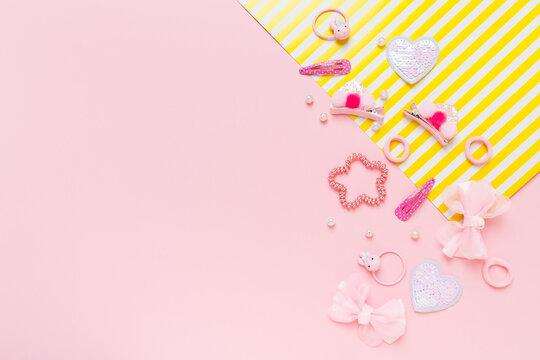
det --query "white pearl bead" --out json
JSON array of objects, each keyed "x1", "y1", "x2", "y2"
[
  {"x1": 411, "y1": 231, "x2": 420, "y2": 240},
  {"x1": 305, "y1": 95, "x2": 313, "y2": 104},
  {"x1": 377, "y1": 37, "x2": 386, "y2": 46},
  {"x1": 365, "y1": 229, "x2": 374, "y2": 239},
  {"x1": 380, "y1": 89, "x2": 389, "y2": 101},
  {"x1": 371, "y1": 122, "x2": 382, "y2": 131},
  {"x1": 327, "y1": 218, "x2": 335, "y2": 227},
  {"x1": 319, "y1": 112, "x2": 328, "y2": 122}
]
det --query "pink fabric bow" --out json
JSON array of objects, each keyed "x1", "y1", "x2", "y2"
[
  {"x1": 328, "y1": 274, "x2": 406, "y2": 346},
  {"x1": 438, "y1": 181, "x2": 511, "y2": 260}
]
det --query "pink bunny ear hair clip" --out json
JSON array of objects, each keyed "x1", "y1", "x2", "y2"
[
  {"x1": 403, "y1": 102, "x2": 458, "y2": 146},
  {"x1": 330, "y1": 80, "x2": 385, "y2": 130},
  {"x1": 328, "y1": 274, "x2": 406, "y2": 347},
  {"x1": 299, "y1": 59, "x2": 351, "y2": 75},
  {"x1": 395, "y1": 178, "x2": 435, "y2": 221}
]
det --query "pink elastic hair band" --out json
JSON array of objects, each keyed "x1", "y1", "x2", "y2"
[
  {"x1": 465, "y1": 136, "x2": 493, "y2": 165},
  {"x1": 482, "y1": 257, "x2": 512, "y2": 288},
  {"x1": 299, "y1": 59, "x2": 351, "y2": 75},
  {"x1": 358, "y1": 250, "x2": 406, "y2": 286},
  {"x1": 312, "y1": 8, "x2": 350, "y2": 41},
  {"x1": 384, "y1": 135, "x2": 410, "y2": 163},
  {"x1": 395, "y1": 178, "x2": 435, "y2": 221}
]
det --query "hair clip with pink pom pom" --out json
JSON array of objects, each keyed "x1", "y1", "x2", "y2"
[
  {"x1": 403, "y1": 102, "x2": 458, "y2": 146},
  {"x1": 330, "y1": 80, "x2": 385, "y2": 131}
]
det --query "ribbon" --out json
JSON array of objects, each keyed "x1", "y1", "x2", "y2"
[
  {"x1": 328, "y1": 274, "x2": 406, "y2": 346},
  {"x1": 438, "y1": 181, "x2": 511, "y2": 260}
]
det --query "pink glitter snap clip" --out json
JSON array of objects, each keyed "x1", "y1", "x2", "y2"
[
  {"x1": 299, "y1": 59, "x2": 351, "y2": 75},
  {"x1": 410, "y1": 260, "x2": 462, "y2": 313},
  {"x1": 395, "y1": 178, "x2": 435, "y2": 221}
]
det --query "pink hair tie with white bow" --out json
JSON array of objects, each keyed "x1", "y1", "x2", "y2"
[{"x1": 328, "y1": 274, "x2": 406, "y2": 347}]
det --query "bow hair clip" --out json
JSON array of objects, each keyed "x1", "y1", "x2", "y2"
[
  {"x1": 330, "y1": 80, "x2": 385, "y2": 131},
  {"x1": 438, "y1": 181, "x2": 511, "y2": 260},
  {"x1": 328, "y1": 274, "x2": 406, "y2": 346},
  {"x1": 403, "y1": 102, "x2": 458, "y2": 146}
]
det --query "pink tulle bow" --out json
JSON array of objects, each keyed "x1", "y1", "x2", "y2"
[
  {"x1": 438, "y1": 181, "x2": 511, "y2": 260},
  {"x1": 328, "y1": 274, "x2": 406, "y2": 346}
]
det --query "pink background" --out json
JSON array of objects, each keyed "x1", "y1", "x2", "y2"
[{"x1": 0, "y1": 1, "x2": 538, "y2": 358}]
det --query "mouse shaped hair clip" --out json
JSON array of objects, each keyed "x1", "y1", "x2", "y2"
[{"x1": 403, "y1": 102, "x2": 458, "y2": 146}]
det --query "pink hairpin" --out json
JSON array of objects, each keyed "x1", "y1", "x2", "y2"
[
  {"x1": 299, "y1": 59, "x2": 351, "y2": 75},
  {"x1": 395, "y1": 178, "x2": 435, "y2": 221},
  {"x1": 403, "y1": 102, "x2": 458, "y2": 146},
  {"x1": 330, "y1": 80, "x2": 385, "y2": 130}
]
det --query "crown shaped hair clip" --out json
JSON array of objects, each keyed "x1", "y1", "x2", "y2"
[
  {"x1": 330, "y1": 80, "x2": 385, "y2": 131},
  {"x1": 403, "y1": 102, "x2": 458, "y2": 146}
]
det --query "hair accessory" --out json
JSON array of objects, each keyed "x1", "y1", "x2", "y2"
[
  {"x1": 438, "y1": 181, "x2": 510, "y2": 260},
  {"x1": 465, "y1": 136, "x2": 493, "y2": 165},
  {"x1": 330, "y1": 80, "x2": 384, "y2": 129},
  {"x1": 410, "y1": 260, "x2": 462, "y2": 313},
  {"x1": 395, "y1": 178, "x2": 435, "y2": 221},
  {"x1": 299, "y1": 59, "x2": 351, "y2": 75},
  {"x1": 357, "y1": 251, "x2": 406, "y2": 286},
  {"x1": 386, "y1": 37, "x2": 439, "y2": 84},
  {"x1": 384, "y1": 135, "x2": 410, "y2": 163},
  {"x1": 328, "y1": 273, "x2": 406, "y2": 346},
  {"x1": 328, "y1": 153, "x2": 388, "y2": 209},
  {"x1": 482, "y1": 257, "x2": 513, "y2": 288},
  {"x1": 403, "y1": 102, "x2": 458, "y2": 146},
  {"x1": 312, "y1": 8, "x2": 350, "y2": 41}
]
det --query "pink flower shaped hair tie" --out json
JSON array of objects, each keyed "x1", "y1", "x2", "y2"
[
  {"x1": 328, "y1": 153, "x2": 388, "y2": 209},
  {"x1": 330, "y1": 80, "x2": 385, "y2": 131},
  {"x1": 403, "y1": 102, "x2": 458, "y2": 146}
]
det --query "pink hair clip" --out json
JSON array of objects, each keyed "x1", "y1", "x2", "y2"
[
  {"x1": 358, "y1": 250, "x2": 406, "y2": 286},
  {"x1": 403, "y1": 102, "x2": 458, "y2": 146},
  {"x1": 330, "y1": 80, "x2": 385, "y2": 130},
  {"x1": 299, "y1": 59, "x2": 351, "y2": 75},
  {"x1": 328, "y1": 273, "x2": 406, "y2": 346},
  {"x1": 395, "y1": 178, "x2": 435, "y2": 221},
  {"x1": 312, "y1": 8, "x2": 350, "y2": 41}
]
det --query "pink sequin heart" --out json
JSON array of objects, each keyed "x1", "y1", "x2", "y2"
[
  {"x1": 386, "y1": 36, "x2": 439, "y2": 84},
  {"x1": 410, "y1": 260, "x2": 462, "y2": 313}
]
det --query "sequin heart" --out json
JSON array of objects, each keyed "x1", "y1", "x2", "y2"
[
  {"x1": 386, "y1": 36, "x2": 439, "y2": 84},
  {"x1": 410, "y1": 260, "x2": 462, "y2": 313},
  {"x1": 328, "y1": 153, "x2": 388, "y2": 209}
]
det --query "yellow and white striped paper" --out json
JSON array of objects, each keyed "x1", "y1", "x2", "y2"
[{"x1": 240, "y1": 0, "x2": 539, "y2": 220}]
